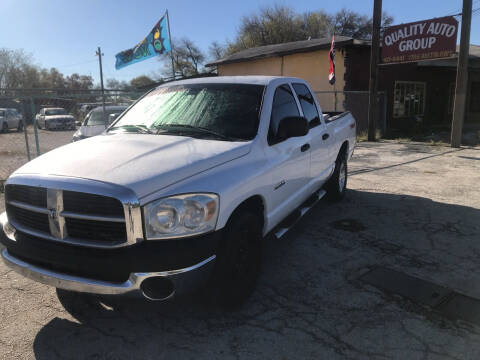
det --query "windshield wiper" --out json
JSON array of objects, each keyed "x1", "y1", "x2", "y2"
[
  {"x1": 108, "y1": 124, "x2": 154, "y2": 134},
  {"x1": 156, "y1": 124, "x2": 240, "y2": 141}
]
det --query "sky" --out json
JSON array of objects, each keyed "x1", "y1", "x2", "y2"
[{"x1": 0, "y1": 0, "x2": 479, "y2": 85}]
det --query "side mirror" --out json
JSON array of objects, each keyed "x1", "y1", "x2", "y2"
[
  {"x1": 108, "y1": 113, "x2": 120, "y2": 124},
  {"x1": 75, "y1": 120, "x2": 82, "y2": 126},
  {"x1": 276, "y1": 116, "x2": 308, "y2": 142}
]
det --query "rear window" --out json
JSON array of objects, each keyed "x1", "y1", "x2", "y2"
[
  {"x1": 45, "y1": 109, "x2": 66, "y2": 115},
  {"x1": 85, "y1": 109, "x2": 126, "y2": 126}
]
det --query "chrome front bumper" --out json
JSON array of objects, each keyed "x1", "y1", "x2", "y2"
[{"x1": 1, "y1": 248, "x2": 215, "y2": 299}]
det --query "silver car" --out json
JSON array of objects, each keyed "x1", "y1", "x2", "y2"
[
  {"x1": 36, "y1": 107, "x2": 75, "y2": 130},
  {"x1": 0, "y1": 108, "x2": 24, "y2": 133}
]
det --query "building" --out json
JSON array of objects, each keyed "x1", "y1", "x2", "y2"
[{"x1": 206, "y1": 37, "x2": 480, "y2": 134}]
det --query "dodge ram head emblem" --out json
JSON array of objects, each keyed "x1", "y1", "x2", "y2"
[{"x1": 48, "y1": 209, "x2": 57, "y2": 221}]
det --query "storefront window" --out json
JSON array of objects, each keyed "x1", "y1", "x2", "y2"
[{"x1": 393, "y1": 81, "x2": 426, "y2": 118}]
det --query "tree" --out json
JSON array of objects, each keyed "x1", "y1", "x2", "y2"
[
  {"x1": 225, "y1": 5, "x2": 395, "y2": 54},
  {"x1": 209, "y1": 41, "x2": 226, "y2": 61},
  {"x1": 227, "y1": 5, "x2": 304, "y2": 54},
  {"x1": 130, "y1": 75, "x2": 155, "y2": 89},
  {"x1": 0, "y1": 48, "x2": 34, "y2": 88},
  {"x1": 106, "y1": 78, "x2": 130, "y2": 90},
  {"x1": 161, "y1": 37, "x2": 206, "y2": 78},
  {"x1": 65, "y1": 73, "x2": 94, "y2": 90}
]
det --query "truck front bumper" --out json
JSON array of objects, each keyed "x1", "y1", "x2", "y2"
[
  {"x1": 0, "y1": 212, "x2": 219, "y2": 300},
  {"x1": 1, "y1": 248, "x2": 215, "y2": 300}
]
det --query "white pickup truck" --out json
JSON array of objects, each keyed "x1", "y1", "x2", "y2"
[{"x1": 0, "y1": 76, "x2": 355, "y2": 306}]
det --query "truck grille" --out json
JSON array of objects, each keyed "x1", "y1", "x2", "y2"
[{"x1": 5, "y1": 184, "x2": 127, "y2": 247}]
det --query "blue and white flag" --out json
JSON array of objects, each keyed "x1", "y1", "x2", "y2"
[{"x1": 115, "y1": 13, "x2": 171, "y2": 70}]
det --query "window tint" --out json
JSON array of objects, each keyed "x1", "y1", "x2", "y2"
[
  {"x1": 293, "y1": 83, "x2": 320, "y2": 128},
  {"x1": 268, "y1": 84, "x2": 300, "y2": 144}
]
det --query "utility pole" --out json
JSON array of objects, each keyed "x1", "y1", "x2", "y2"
[
  {"x1": 451, "y1": 0, "x2": 472, "y2": 147},
  {"x1": 95, "y1": 47, "x2": 107, "y2": 125},
  {"x1": 367, "y1": 0, "x2": 382, "y2": 141}
]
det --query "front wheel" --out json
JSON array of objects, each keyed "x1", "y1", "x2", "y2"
[
  {"x1": 326, "y1": 153, "x2": 347, "y2": 202},
  {"x1": 211, "y1": 212, "x2": 263, "y2": 308}
]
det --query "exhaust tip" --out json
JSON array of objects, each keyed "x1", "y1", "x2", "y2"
[{"x1": 140, "y1": 276, "x2": 175, "y2": 301}]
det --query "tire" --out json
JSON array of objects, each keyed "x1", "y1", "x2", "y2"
[
  {"x1": 326, "y1": 150, "x2": 348, "y2": 202},
  {"x1": 212, "y1": 211, "x2": 263, "y2": 308},
  {"x1": 17, "y1": 121, "x2": 23, "y2": 132},
  {"x1": 1, "y1": 122, "x2": 8, "y2": 133}
]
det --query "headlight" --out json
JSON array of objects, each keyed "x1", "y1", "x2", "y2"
[{"x1": 144, "y1": 193, "x2": 219, "y2": 239}]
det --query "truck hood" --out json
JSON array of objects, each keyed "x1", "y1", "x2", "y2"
[{"x1": 13, "y1": 133, "x2": 251, "y2": 199}]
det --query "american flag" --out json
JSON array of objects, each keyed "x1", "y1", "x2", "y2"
[{"x1": 328, "y1": 35, "x2": 335, "y2": 85}]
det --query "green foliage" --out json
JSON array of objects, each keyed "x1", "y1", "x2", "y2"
[
  {"x1": 0, "y1": 48, "x2": 94, "y2": 90},
  {"x1": 226, "y1": 5, "x2": 394, "y2": 54},
  {"x1": 130, "y1": 75, "x2": 155, "y2": 89}
]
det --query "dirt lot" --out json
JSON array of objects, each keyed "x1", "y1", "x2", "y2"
[{"x1": 0, "y1": 140, "x2": 479, "y2": 359}]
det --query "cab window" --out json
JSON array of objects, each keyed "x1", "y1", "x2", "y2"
[
  {"x1": 268, "y1": 84, "x2": 300, "y2": 145},
  {"x1": 292, "y1": 83, "x2": 321, "y2": 128}
]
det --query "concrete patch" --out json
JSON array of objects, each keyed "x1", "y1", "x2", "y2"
[
  {"x1": 360, "y1": 267, "x2": 452, "y2": 308},
  {"x1": 361, "y1": 267, "x2": 480, "y2": 328},
  {"x1": 435, "y1": 294, "x2": 480, "y2": 326}
]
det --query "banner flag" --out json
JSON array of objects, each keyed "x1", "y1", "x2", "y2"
[
  {"x1": 328, "y1": 35, "x2": 335, "y2": 85},
  {"x1": 115, "y1": 13, "x2": 171, "y2": 70}
]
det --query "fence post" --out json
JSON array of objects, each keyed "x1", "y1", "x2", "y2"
[
  {"x1": 30, "y1": 97, "x2": 40, "y2": 156},
  {"x1": 22, "y1": 102, "x2": 31, "y2": 161}
]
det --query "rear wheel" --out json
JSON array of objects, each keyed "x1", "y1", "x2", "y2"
[
  {"x1": 212, "y1": 212, "x2": 263, "y2": 308},
  {"x1": 326, "y1": 150, "x2": 347, "y2": 202},
  {"x1": 2, "y1": 122, "x2": 8, "y2": 133}
]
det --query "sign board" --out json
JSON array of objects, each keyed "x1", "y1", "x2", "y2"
[{"x1": 382, "y1": 16, "x2": 458, "y2": 64}]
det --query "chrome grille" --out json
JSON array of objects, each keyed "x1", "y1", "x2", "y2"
[{"x1": 4, "y1": 182, "x2": 137, "y2": 248}]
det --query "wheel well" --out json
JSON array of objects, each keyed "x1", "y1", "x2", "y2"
[
  {"x1": 229, "y1": 195, "x2": 265, "y2": 231},
  {"x1": 339, "y1": 141, "x2": 349, "y2": 159}
]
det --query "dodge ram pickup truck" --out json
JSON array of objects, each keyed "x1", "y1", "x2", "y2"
[{"x1": 0, "y1": 76, "x2": 355, "y2": 306}]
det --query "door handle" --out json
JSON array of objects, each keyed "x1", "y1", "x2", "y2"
[
  {"x1": 300, "y1": 143, "x2": 310, "y2": 152},
  {"x1": 322, "y1": 133, "x2": 330, "y2": 140}
]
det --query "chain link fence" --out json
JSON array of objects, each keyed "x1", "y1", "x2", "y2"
[
  {"x1": 314, "y1": 90, "x2": 387, "y2": 135},
  {"x1": 0, "y1": 89, "x2": 144, "y2": 187}
]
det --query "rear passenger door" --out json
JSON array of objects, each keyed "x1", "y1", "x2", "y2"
[
  {"x1": 292, "y1": 83, "x2": 333, "y2": 186},
  {"x1": 265, "y1": 83, "x2": 311, "y2": 225}
]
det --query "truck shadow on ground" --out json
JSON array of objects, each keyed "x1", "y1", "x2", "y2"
[{"x1": 32, "y1": 189, "x2": 480, "y2": 359}]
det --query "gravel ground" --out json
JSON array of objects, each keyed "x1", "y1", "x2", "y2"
[
  {"x1": 0, "y1": 140, "x2": 480, "y2": 359},
  {"x1": 0, "y1": 126, "x2": 75, "y2": 181}
]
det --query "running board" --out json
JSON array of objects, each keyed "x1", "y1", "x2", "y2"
[{"x1": 274, "y1": 189, "x2": 326, "y2": 239}]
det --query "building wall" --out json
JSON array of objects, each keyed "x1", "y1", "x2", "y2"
[
  {"x1": 218, "y1": 57, "x2": 283, "y2": 76},
  {"x1": 217, "y1": 49, "x2": 346, "y2": 111}
]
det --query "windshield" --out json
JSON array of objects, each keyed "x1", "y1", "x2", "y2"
[
  {"x1": 111, "y1": 83, "x2": 265, "y2": 141},
  {"x1": 45, "y1": 108, "x2": 66, "y2": 116},
  {"x1": 85, "y1": 108, "x2": 126, "y2": 126}
]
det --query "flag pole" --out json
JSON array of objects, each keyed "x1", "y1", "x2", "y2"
[{"x1": 166, "y1": 9, "x2": 175, "y2": 80}]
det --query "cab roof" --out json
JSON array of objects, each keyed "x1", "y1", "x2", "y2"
[{"x1": 158, "y1": 75, "x2": 305, "y2": 87}]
